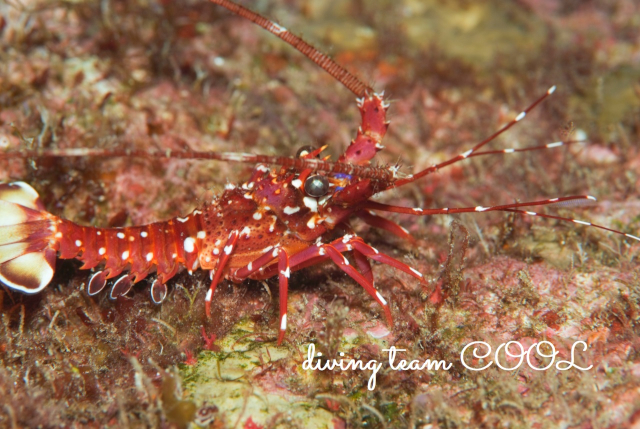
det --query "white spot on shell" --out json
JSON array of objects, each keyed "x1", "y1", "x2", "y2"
[
  {"x1": 253, "y1": 212, "x2": 262, "y2": 220},
  {"x1": 303, "y1": 196, "x2": 318, "y2": 213},
  {"x1": 224, "y1": 245, "x2": 233, "y2": 255},
  {"x1": 184, "y1": 237, "x2": 195, "y2": 253},
  {"x1": 99, "y1": 247, "x2": 106, "y2": 255},
  {"x1": 146, "y1": 252, "x2": 153, "y2": 262},
  {"x1": 283, "y1": 206, "x2": 300, "y2": 215},
  {"x1": 117, "y1": 232, "x2": 125, "y2": 239},
  {"x1": 197, "y1": 231, "x2": 206, "y2": 239},
  {"x1": 291, "y1": 179, "x2": 302, "y2": 189},
  {"x1": 121, "y1": 250, "x2": 129, "y2": 260},
  {"x1": 75, "y1": 240, "x2": 82, "y2": 247}
]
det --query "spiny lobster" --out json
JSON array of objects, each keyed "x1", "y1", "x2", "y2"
[{"x1": 0, "y1": 0, "x2": 637, "y2": 345}]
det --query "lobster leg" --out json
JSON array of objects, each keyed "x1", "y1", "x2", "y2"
[
  {"x1": 227, "y1": 245, "x2": 292, "y2": 345},
  {"x1": 231, "y1": 233, "x2": 426, "y2": 343},
  {"x1": 350, "y1": 238, "x2": 425, "y2": 282},
  {"x1": 356, "y1": 209, "x2": 416, "y2": 243},
  {"x1": 205, "y1": 230, "x2": 239, "y2": 317},
  {"x1": 276, "y1": 250, "x2": 290, "y2": 345},
  {"x1": 336, "y1": 222, "x2": 374, "y2": 285},
  {"x1": 323, "y1": 244, "x2": 393, "y2": 325},
  {"x1": 353, "y1": 248, "x2": 374, "y2": 286}
]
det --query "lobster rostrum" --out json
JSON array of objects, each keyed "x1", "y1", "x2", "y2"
[{"x1": 0, "y1": 0, "x2": 637, "y2": 345}]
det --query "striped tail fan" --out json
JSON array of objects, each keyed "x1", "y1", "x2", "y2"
[{"x1": 0, "y1": 182, "x2": 56, "y2": 294}]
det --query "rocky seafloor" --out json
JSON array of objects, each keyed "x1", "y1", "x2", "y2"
[{"x1": 1, "y1": 0, "x2": 639, "y2": 427}]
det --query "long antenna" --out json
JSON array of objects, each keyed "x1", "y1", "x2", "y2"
[
  {"x1": 209, "y1": 0, "x2": 371, "y2": 97},
  {"x1": 0, "y1": 147, "x2": 395, "y2": 181}
]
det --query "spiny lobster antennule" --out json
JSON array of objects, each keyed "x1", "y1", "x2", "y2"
[{"x1": 0, "y1": 182, "x2": 57, "y2": 293}]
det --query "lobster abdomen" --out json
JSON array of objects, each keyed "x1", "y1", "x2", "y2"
[
  {"x1": 0, "y1": 181, "x2": 311, "y2": 303},
  {"x1": 0, "y1": 181, "x2": 212, "y2": 300},
  {"x1": 55, "y1": 217, "x2": 204, "y2": 280}
]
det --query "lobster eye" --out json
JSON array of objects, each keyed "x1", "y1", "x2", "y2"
[
  {"x1": 296, "y1": 145, "x2": 317, "y2": 158},
  {"x1": 304, "y1": 175, "x2": 330, "y2": 197}
]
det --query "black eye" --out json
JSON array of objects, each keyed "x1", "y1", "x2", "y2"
[
  {"x1": 296, "y1": 145, "x2": 317, "y2": 158},
  {"x1": 304, "y1": 175, "x2": 330, "y2": 197}
]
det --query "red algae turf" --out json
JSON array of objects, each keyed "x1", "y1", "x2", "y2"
[{"x1": 1, "y1": 0, "x2": 639, "y2": 427}]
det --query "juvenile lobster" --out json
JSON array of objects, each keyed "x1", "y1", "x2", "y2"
[{"x1": 0, "y1": 0, "x2": 637, "y2": 346}]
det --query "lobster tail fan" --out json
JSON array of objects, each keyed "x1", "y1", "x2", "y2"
[
  {"x1": 0, "y1": 249, "x2": 57, "y2": 294},
  {"x1": 0, "y1": 181, "x2": 46, "y2": 210},
  {"x1": 0, "y1": 182, "x2": 56, "y2": 294}
]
